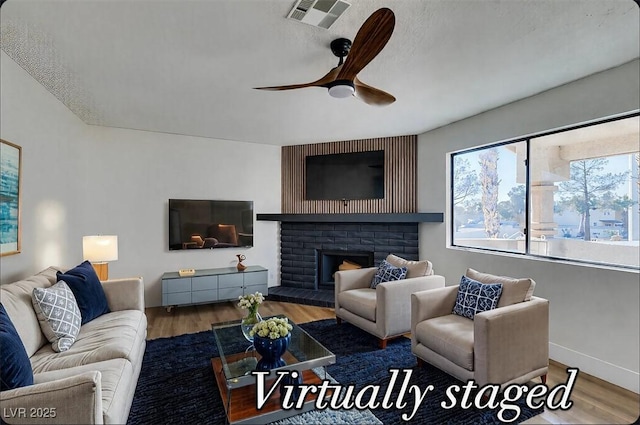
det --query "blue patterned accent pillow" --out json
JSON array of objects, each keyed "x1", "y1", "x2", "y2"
[
  {"x1": 370, "y1": 260, "x2": 408, "y2": 288},
  {"x1": 452, "y1": 276, "x2": 503, "y2": 320}
]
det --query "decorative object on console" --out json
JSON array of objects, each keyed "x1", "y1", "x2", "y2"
[
  {"x1": 0, "y1": 139, "x2": 22, "y2": 257},
  {"x1": 56, "y1": 261, "x2": 111, "y2": 325},
  {"x1": 250, "y1": 317, "x2": 294, "y2": 371},
  {"x1": 236, "y1": 254, "x2": 247, "y2": 271},
  {"x1": 178, "y1": 268, "x2": 195, "y2": 277},
  {"x1": 31, "y1": 281, "x2": 82, "y2": 352},
  {"x1": 237, "y1": 291, "x2": 264, "y2": 342},
  {"x1": 370, "y1": 259, "x2": 407, "y2": 288},
  {"x1": 82, "y1": 235, "x2": 118, "y2": 280}
]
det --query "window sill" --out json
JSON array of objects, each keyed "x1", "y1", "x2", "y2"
[{"x1": 447, "y1": 244, "x2": 640, "y2": 274}]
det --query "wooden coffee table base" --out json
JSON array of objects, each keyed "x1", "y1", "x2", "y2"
[{"x1": 211, "y1": 356, "x2": 326, "y2": 425}]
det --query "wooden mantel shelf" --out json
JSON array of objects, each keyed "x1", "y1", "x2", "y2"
[{"x1": 256, "y1": 213, "x2": 444, "y2": 223}]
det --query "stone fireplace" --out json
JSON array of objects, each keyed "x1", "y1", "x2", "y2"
[{"x1": 279, "y1": 221, "x2": 420, "y2": 291}]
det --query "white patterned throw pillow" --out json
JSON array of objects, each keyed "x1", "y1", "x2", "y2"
[{"x1": 32, "y1": 281, "x2": 82, "y2": 352}]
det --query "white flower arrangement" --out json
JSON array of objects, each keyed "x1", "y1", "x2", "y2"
[
  {"x1": 250, "y1": 317, "x2": 293, "y2": 340},
  {"x1": 237, "y1": 292, "x2": 264, "y2": 312}
]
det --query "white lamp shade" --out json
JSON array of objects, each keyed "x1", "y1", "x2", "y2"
[{"x1": 83, "y1": 235, "x2": 118, "y2": 263}]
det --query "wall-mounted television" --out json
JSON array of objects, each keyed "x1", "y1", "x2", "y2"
[
  {"x1": 305, "y1": 150, "x2": 385, "y2": 200},
  {"x1": 168, "y1": 199, "x2": 253, "y2": 250}
]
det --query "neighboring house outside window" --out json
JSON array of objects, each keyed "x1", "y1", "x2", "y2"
[{"x1": 451, "y1": 113, "x2": 639, "y2": 269}]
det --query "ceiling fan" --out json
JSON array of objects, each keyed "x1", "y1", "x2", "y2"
[{"x1": 254, "y1": 8, "x2": 396, "y2": 106}]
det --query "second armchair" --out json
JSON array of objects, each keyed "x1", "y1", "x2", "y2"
[{"x1": 335, "y1": 254, "x2": 445, "y2": 348}]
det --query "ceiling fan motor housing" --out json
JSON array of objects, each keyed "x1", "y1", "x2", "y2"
[
  {"x1": 327, "y1": 79, "x2": 355, "y2": 98},
  {"x1": 330, "y1": 38, "x2": 352, "y2": 58}
]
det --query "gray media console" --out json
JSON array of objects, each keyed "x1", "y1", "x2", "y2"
[{"x1": 161, "y1": 265, "x2": 268, "y2": 312}]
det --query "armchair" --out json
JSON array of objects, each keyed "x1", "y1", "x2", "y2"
[
  {"x1": 335, "y1": 255, "x2": 445, "y2": 348},
  {"x1": 411, "y1": 268, "x2": 549, "y2": 389}
]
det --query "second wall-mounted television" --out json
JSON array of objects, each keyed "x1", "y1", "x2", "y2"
[
  {"x1": 168, "y1": 199, "x2": 253, "y2": 251},
  {"x1": 305, "y1": 150, "x2": 385, "y2": 200}
]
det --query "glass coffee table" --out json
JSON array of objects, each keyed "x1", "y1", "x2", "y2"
[{"x1": 211, "y1": 316, "x2": 336, "y2": 425}]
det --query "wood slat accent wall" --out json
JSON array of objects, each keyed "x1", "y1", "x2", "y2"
[{"x1": 282, "y1": 135, "x2": 417, "y2": 214}]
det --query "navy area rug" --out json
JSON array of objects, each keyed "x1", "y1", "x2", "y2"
[{"x1": 128, "y1": 319, "x2": 543, "y2": 424}]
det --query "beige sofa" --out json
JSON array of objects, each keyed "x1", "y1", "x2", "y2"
[
  {"x1": 335, "y1": 256, "x2": 445, "y2": 348},
  {"x1": 0, "y1": 267, "x2": 147, "y2": 424}
]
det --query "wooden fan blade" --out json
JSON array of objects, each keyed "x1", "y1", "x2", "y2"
[
  {"x1": 354, "y1": 78, "x2": 395, "y2": 106},
  {"x1": 337, "y1": 8, "x2": 395, "y2": 81},
  {"x1": 254, "y1": 66, "x2": 341, "y2": 91}
]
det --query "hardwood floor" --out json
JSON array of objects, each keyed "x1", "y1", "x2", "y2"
[{"x1": 145, "y1": 301, "x2": 639, "y2": 424}]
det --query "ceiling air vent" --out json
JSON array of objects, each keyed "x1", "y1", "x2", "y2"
[{"x1": 287, "y1": 0, "x2": 351, "y2": 29}]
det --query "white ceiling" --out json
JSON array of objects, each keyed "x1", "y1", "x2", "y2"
[{"x1": 1, "y1": 0, "x2": 638, "y2": 146}]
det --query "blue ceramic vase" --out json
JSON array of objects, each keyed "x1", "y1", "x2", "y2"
[{"x1": 253, "y1": 333, "x2": 291, "y2": 371}]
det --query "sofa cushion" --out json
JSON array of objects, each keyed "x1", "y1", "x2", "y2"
[
  {"x1": 386, "y1": 254, "x2": 433, "y2": 278},
  {"x1": 30, "y1": 310, "x2": 147, "y2": 374},
  {"x1": 0, "y1": 267, "x2": 59, "y2": 357},
  {"x1": 452, "y1": 276, "x2": 503, "y2": 320},
  {"x1": 57, "y1": 261, "x2": 110, "y2": 324},
  {"x1": 465, "y1": 268, "x2": 535, "y2": 308},
  {"x1": 338, "y1": 288, "x2": 377, "y2": 322},
  {"x1": 33, "y1": 358, "x2": 134, "y2": 425},
  {"x1": 0, "y1": 304, "x2": 34, "y2": 391},
  {"x1": 370, "y1": 260, "x2": 407, "y2": 288},
  {"x1": 32, "y1": 281, "x2": 82, "y2": 352},
  {"x1": 415, "y1": 314, "x2": 475, "y2": 371}
]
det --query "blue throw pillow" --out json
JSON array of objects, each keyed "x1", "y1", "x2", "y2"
[
  {"x1": 0, "y1": 304, "x2": 34, "y2": 391},
  {"x1": 57, "y1": 261, "x2": 110, "y2": 325},
  {"x1": 452, "y1": 276, "x2": 503, "y2": 320},
  {"x1": 370, "y1": 260, "x2": 408, "y2": 288}
]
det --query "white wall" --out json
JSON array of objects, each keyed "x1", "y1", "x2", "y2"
[
  {"x1": 0, "y1": 51, "x2": 281, "y2": 307},
  {"x1": 0, "y1": 51, "x2": 88, "y2": 279},
  {"x1": 418, "y1": 59, "x2": 640, "y2": 393}
]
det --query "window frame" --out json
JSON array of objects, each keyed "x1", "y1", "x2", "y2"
[{"x1": 450, "y1": 111, "x2": 640, "y2": 271}]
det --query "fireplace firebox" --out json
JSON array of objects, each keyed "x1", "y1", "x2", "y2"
[{"x1": 316, "y1": 250, "x2": 374, "y2": 289}]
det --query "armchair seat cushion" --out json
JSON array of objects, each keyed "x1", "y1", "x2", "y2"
[
  {"x1": 415, "y1": 314, "x2": 475, "y2": 371},
  {"x1": 337, "y1": 288, "x2": 377, "y2": 322}
]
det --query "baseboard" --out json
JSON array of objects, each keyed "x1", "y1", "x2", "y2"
[{"x1": 549, "y1": 342, "x2": 639, "y2": 394}]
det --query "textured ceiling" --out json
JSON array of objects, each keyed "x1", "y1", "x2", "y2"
[{"x1": 1, "y1": 0, "x2": 638, "y2": 146}]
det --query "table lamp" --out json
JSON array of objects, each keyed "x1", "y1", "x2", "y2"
[{"x1": 83, "y1": 235, "x2": 118, "y2": 280}]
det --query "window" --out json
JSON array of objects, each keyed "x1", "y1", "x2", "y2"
[{"x1": 451, "y1": 114, "x2": 639, "y2": 269}]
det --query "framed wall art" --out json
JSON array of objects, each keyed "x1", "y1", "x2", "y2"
[{"x1": 0, "y1": 139, "x2": 22, "y2": 256}]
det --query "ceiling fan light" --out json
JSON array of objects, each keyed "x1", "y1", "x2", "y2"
[{"x1": 328, "y1": 81, "x2": 355, "y2": 98}]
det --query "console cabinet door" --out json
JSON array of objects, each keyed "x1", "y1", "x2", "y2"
[
  {"x1": 192, "y1": 275, "x2": 218, "y2": 303},
  {"x1": 165, "y1": 290, "x2": 191, "y2": 306},
  {"x1": 163, "y1": 278, "x2": 192, "y2": 306},
  {"x1": 243, "y1": 271, "x2": 268, "y2": 296},
  {"x1": 218, "y1": 274, "x2": 244, "y2": 300}
]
